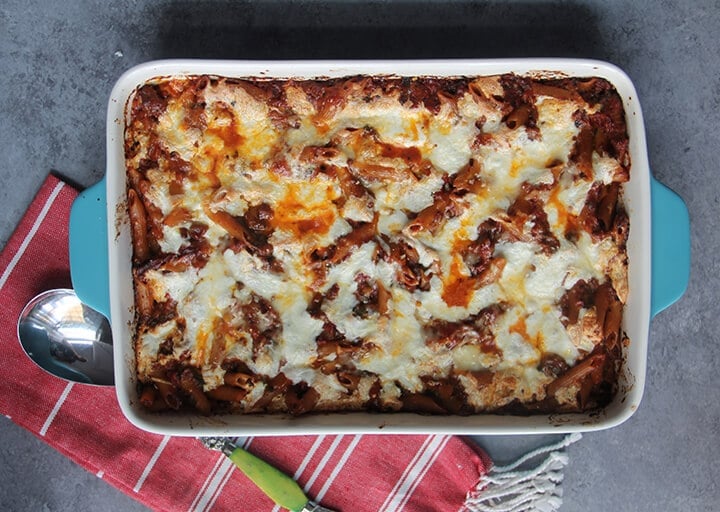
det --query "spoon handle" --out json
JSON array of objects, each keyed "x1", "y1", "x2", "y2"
[{"x1": 200, "y1": 437, "x2": 330, "y2": 512}]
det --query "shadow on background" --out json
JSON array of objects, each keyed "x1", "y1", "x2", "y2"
[{"x1": 145, "y1": 1, "x2": 605, "y2": 60}]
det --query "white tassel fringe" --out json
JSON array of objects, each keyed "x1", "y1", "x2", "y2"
[{"x1": 464, "y1": 432, "x2": 582, "y2": 512}]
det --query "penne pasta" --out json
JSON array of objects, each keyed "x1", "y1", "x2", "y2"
[
  {"x1": 151, "y1": 375, "x2": 182, "y2": 410},
  {"x1": 400, "y1": 392, "x2": 447, "y2": 414},
  {"x1": 208, "y1": 385, "x2": 249, "y2": 402},
  {"x1": 336, "y1": 371, "x2": 361, "y2": 393},
  {"x1": 134, "y1": 278, "x2": 153, "y2": 319},
  {"x1": 127, "y1": 189, "x2": 149, "y2": 263},
  {"x1": 179, "y1": 369, "x2": 211, "y2": 416},
  {"x1": 504, "y1": 104, "x2": 531, "y2": 129},
  {"x1": 285, "y1": 384, "x2": 320, "y2": 415},
  {"x1": 164, "y1": 205, "x2": 192, "y2": 226},
  {"x1": 546, "y1": 353, "x2": 605, "y2": 398},
  {"x1": 204, "y1": 206, "x2": 248, "y2": 243},
  {"x1": 406, "y1": 193, "x2": 460, "y2": 235},
  {"x1": 325, "y1": 218, "x2": 377, "y2": 264},
  {"x1": 452, "y1": 158, "x2": 485, "y2": 195},
  {"x1": 531, "y1": 82, "x2": 578, "y2": 101},
  {"x1": 139, "y1": 384, "x2": 158, "y2": 408},
  {"x1": 223, "y1": 372, "x2": 256, "y2": 390}
]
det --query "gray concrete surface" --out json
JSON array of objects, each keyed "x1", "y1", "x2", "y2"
[{"x1": 1, "y1": 1, "x2": 718, "y2": 511}]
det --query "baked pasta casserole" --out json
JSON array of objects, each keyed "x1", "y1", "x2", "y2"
[{"x1": 124, "y1": 73, "x2": 630, "y2": 416}]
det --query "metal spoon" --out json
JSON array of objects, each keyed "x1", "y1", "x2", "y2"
[
  {"x1": 15, "y1": 289, "x2": 336, "y2": 511},
  {"x1": 17, "y1": 289, "x2": 114, "y2": 385}
]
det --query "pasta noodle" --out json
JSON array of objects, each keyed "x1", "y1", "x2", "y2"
[{"x1": 127, "y1": 189, "x2": 149, "y2": 263}]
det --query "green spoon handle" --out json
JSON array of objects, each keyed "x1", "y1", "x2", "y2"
[
  {"x1": 226, "y1": 444, "x2": 309, "y2": 512},
  {"x1": 199, "y1": 437, "x2": 334, "y2": 512}
]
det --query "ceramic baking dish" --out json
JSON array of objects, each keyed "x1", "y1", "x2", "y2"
[{"x1": 68, "y1": 59, "x2": 689, "y2": 436}]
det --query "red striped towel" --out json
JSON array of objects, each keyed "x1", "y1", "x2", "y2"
[{"x1": 0, "y1": 174, "x2": 496, "y2": 512}]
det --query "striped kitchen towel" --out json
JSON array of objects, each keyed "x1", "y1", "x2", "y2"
[{"x1": 0, "y1": 174, "x2": 575, "y2": 512}]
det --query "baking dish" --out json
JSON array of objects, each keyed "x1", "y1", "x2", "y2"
[{"x1": 68, "y1": 59, "x2": 690, "y2": 436}]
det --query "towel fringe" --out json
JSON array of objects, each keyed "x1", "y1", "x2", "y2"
[{"x1": 464, "y1": 433, "x2": 582, "y2": 512}]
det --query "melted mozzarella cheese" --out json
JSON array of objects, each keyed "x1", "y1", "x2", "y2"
[
  {"x1": 426, "y1": 104, "x2": 478, "y2": 174},
  {"x1": 374, "y1": 172, "x2": 444, "y2": 213},
  {"x1": 160, "y1": 225, "x2": 185, "y2": 253},
  {"x1": 593, "y1": 153, "x2": 624, "y2": 184},
  {"x1": 178, "y1": 254, "x2": 236, "y2": 360},
  {"x1": 137, "y1": 320, "x2": 176, "y2": 375},
  {"x1": 223, "y1": 250, "x2": 284, "y2": 299},
  {"x1": 156, "y1": 102, "x2": 201, "y2": 161},
  {"x1": 335, "y1": 99, "x2": 427, "y2": 146},
  {"x1": 145, "y1": 265, "x2": 198, "y2": 305},
  {"x1": 204, "y1": 84, "x2": 280, "y2": 166}
]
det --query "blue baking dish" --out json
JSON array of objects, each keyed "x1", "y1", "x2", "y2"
[{"x1": 68, "y1": 59, "x2": 690, "y2": 435}]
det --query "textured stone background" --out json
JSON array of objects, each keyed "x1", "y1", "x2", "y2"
[{"x1": 1, "y1": 1, "x2": 718, "y2": 511}]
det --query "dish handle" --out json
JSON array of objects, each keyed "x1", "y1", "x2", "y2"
[
  {"x1": 69, "y1": 178, "x2": 110, "y2": 319},
  {"x1": 650, "y1": 175, "x2": 690, "y2": 317}
]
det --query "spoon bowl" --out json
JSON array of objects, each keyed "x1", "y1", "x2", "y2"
[{"x1": 17, "y1": 289, "x2": 114, "y2": 386}]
